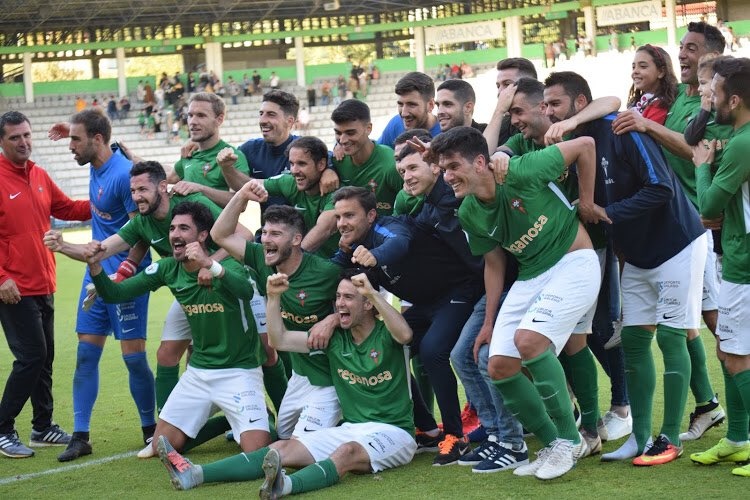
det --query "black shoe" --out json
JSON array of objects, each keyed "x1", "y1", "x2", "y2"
[
  {"x1": 58, "y1": 437, "x2": 92, "y2": 462},
  {"x1": 142, "y1": 424, "x2": 156, "y2": 446},
  {"x1": 432, "y1": 434, "x2": 469, "y2": 466},
  {"x1": 416, "y1": 430, "x2": 444, "y2": 454}
]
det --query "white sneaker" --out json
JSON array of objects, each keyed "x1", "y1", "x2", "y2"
[
  {"x1": 536, "y1": 439, "x2": 576, "y2": 480},
  {"x1": 679, "y1": 404, "x2": 725, "y2": 441},
  {"x1": 598, "y1": 410, "x2": 633, "y2": 442},
  {"x1": 604, "y1": 320, "x2": 623, "y2": 350},
  {"x1": 137, "y1": 441, "x2": 156, "y2": 459},
  {"x1": 573, "y1": 431, "x2": 602, "y2": 459},
  {"x1": 601, "y1": 434, "x2": 652, "y2": 462},
  {"x1": 513, "y1": 445, "x2": 553, "y2": 476}
]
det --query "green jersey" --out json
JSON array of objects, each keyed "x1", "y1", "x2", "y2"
[
  {"x1": 93, "y1": 256, "x2": 264, "y2": 370},
  {"x1": 174, "y1": 139, "x2": 249, "y2": 191},
  {"x1": 334, "y1": 143, "x2": 402, "y2": 215},
  {"x1": 326, "y1": 321, "x2": 414, "y2": 436},
  {"x1": 244, "y1": 242, "x2": 340, "y2": 386},
  {"x1": 458, "y1": 146, "x2": 578, "y2": 280},
  {"x1": 392, "y1": 189, "x2": 424, "y2": 216},
  {"x1": 263, "y1": 174, "x2": 340, "y2": 258},
  {"x1": 118, "y1": 193, "x2": 222, "y2": 257},
  {"x1": 697, "y1": 116, "x2": 733, "y2": 174},
  {"x1": 664, "y1": 84, "x2": 702, "y2": 206},
  {"x1": 696, "y1": 121, "x2": 750, "y2": 284}
]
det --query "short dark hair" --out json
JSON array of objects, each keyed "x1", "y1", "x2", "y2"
[
  {"x1": 262, "y1": 204, "x2": 306, "y2": 236},
  {"x1": 331, "y1": 99, "x2": 371, "y2": 124},
  {"x1": 544, "y1": 71, "x2": 592, "y2": 104},
  {"x1": 172, "y1": 201, "x2": 215, "y2": 234},
  {"x1": 286, "y1": 136, "x2": 329, "y2": 165},
  {"x1": 394, "y1": 128, "x2": 431, "y2": 148},
  {"x1": 332, "y1": 186, "x2": 377, "y2": 214},
  {"x1": 687, "y1": 22, "x2": 726, "y2": 54},
  {"x1": 430, "y1": 126, "x2": 489, "y2": 166},
  {"x1": 395, "y1": 72, "x2": 435, "y2": 100},
  {"x1": 0, "y1": 111, "x2": 30, "y2": 138},
  {"x1": 514, "y1": 77, "x2": 545, "y2": 106},
  {"x1": 713, "y1": 56, "x2": 750, "y2": 109},
  {"x1": 437, "y1": 79, "x2": 476, "y2": 105},
  {"x1": 70, "y1": 108, "x2": 112, "y2": 143},
  {"x1": 130, "y1": 160, "x2": 167, "y2": 184},
  {"x1": 396, "y1": 130, "x2": 434, "y2": 161},
  {"x1": 497, "y1": 57, "x2": 538, "y2": 80},
  {"x1": 263, "y1": 90, "x2": 300, "y2": 118},
  {"x1": 338, "y1": 266, "x2": 381, "y2": 291}
]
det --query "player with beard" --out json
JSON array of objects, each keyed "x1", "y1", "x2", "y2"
[
  {"x1": 377, "y1": 72, "x2": 442, "y2": 149},
  {"x1": 84, "y1": 201, "x2": 271, "y2": 455},
  {"x1": 435, "y1": 79, "x2": 486, "y2": 133},
  {"x1": 48, "y1": 109, "x2": 156, "y2": 462},
  {"x1": 212, "y1": 195, "x2": 342, "y2": 443}
]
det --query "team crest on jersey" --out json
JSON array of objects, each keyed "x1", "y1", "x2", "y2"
[
  {"x1": 296, "y1": 290, "x2": 307, "y2": 306},
  {"x1": 202, "y1": 163, "x2": 211, "y2": 177},
  {"x1": 370, "y1": 349, "x2": 380, "y2": 364},
  {"x1": 510, "y1": 198, "x2": 526, "y2": 214},
  {"x1": 367, "y1": 179, "x2": 378, "y2": 192},
  {"x1": 144, "y1": 262, "x2": 159, "y2": 275}
]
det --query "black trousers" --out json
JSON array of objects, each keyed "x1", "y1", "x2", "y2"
[{"x1": 0, "y1": 295, "x2": 55, "y2": 433}]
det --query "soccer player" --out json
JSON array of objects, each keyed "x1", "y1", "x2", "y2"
[
  {"x1": 167, "y1": 92, "x2": 249, "y2": 207},
  {"x1": 50, "y1": 110, "x2": 156, "y2": 462},
  {"x1": 484, "y1": 57, "x2": 538, "y2": 152},
  {"x1": 611, "y1": 24, "x2": 727, "y2": 439},
  {"x1": 377, "y1": 72, "x2": 441, "y2": 148},
  {"x1": 544, "y1": 71, "x2": 709, "y2": 465},
  {"x1": 430, "y1": 126, "x2": 602, "y2": 480},
  {"x1": 0, "y1": 111, "x2": 89, "y2": 458},
  {"x1": 690, "y1": 56, "x2": 750, "y2": 477},
  {"x1": 435, "y1": 79, "x2": 486, "y2": 132},
  {"x1": 211, "y1": 192, "x2": 341, "y2": 441},
  {"x1": 333, "y1": 99, "x2": 403, "y2": 215},
  {"x1": 85, "y1": 201, "x2": 271, "y2": 454},
  {"x1": 156, "y1": 271, "x2": 415, "y2": 495}
]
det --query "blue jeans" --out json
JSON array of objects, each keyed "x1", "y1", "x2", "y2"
[{"x1": 450, "y1": 295, "x2": 524, "y2": 446}]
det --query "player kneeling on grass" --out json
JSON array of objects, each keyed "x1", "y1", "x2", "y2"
[
  {"x1": 84, "y1": 201, "x2": 271, "y2": 456},
  {"x1": 157, "y1": 270, "x2": 417, "y2": 496}
]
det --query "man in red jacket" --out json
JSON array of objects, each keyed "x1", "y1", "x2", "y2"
[{"x1": 0, "y1": 111, "x2": 91, "y2": 458}]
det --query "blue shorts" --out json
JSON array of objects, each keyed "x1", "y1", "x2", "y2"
[{"x1": 75, "y1": 269, "x2": 149, "y2": 340}]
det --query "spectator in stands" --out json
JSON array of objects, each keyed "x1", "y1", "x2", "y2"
[
  {"x1": 119, "y1": 96, "x2": 131, "y2": 121},
  {"x1": 252, "y1": 70, "x2": 262, "y2": 94},
  {"x1": 75, "y1": 96, "x2": 87, "y2": 113},
  {"x1": 371, "y1": 66, "x2": 380, "y2": 80},
  {"x1": 460, "y1": 61, "x2": 474, "y2": 78},
  {"x1": 144, "y1": 83, "x2": 155, "y2": 114},
  {"x1": 106, "y1": 96, "x2": 119, "y2": 122},
  {"x1": 242, "y1": 74, "x2": 252, "y2": 96},
  {"x1": 187, "y1": 72, "x2": 196, "y2": 93},
  {"x1": 0, "y1": 111, "x2": 90, "y2": 459},
  {"x1": 136, "y1": 81, "x2": 145, "y2": 103},
  {"x1": 306, "y1": 86, "x2": 316, "y2": 108},
  {"x1": 320, "y1": 80, "x2": 331, "y2": 106},
  {"x1": 297, "y1": 106, "x2": 310, "y2": 132},
  {"x1": 336, "y1": 75, "x2": 346, "y2": 104},
  {"x1": 227, "y1": 77, "x2": 241, "y2": 105},
  {"x1": 270, "y1": 72, "x2": 280, "y2": 90}
]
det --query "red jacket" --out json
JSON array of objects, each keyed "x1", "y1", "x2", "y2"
[{"x1": 0, "y1": 154, "x2": 91, "y2": 296}]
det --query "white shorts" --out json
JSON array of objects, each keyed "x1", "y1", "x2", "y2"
[
  {"x1": 702, "y1": 230, "x2": 720, "y2": 311},
  {"x1": 295, "y1": 422, "x2": 416, "y2": 473},
  {"x1": 621, "y1": 232, "x2": 707, "y2": 329},
  {"x1": 490, "y1": 249, "x2": 601, "y2": 358},
  {"x1": 161, "y1": 299, "x2": 192, "y2": 342},
  {"x1": 276, "y1": 372, "x2": 341, "y2": 439},
  {"x1": 716, "y1": 280, "x2": 750, "y2": 355},
  {"x1": 160, "y1": 366, "x2": 268, "y2": 441},
  {"x1": 572, "y1": 247, "x2": 607, "y2": 334}
]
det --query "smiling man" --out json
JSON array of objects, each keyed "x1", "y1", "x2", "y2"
[
  {"x1": 377, "y1": 72, "x2": 442, "y2": 149},
  {"x1": 435, "y1": 79, "x2": 485, "y2": 133}
]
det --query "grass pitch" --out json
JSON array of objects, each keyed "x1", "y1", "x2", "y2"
[{"x1": 0, "y1": 249, "x2": 745, "y2": 499}]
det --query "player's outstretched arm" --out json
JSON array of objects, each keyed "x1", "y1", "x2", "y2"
[
  {"x1": 265, "y1": 273, "x2": 311, "y2": 353},
  {"x1": 351, "y1": 273, "x2": 412, "y2": 345},
  {"x1": 216, "y1": 146, "x2": 252, "y2": 192},
  {"x1": 86, "y1": 243, "x2": 157, "y2": 303},
  {"x1": 545, "y1": 96, "x2": 621, "y2": 145},
  {"x1": 612, "y1": 110, "x2": 692, "y2": 160},
  {"x1": 44, "y1": 231, "x2": 130, "y2": 263}
]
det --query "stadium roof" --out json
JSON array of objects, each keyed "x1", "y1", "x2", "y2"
[{"x1": 0, "y1": 0, "x2": 451, "y2": 34}]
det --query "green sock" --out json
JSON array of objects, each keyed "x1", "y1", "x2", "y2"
[
  {"x1": 202, "y1": 447, "x2": 269, "y2": 483},
  {"x1": 561, "y1": 347, "x2": 600, "y2": 432},
  {"x1": 263, "y1": 357, "x2": 288, "y2": 414},
  {"x1": 278, "y1": 351, "x2": 293, "y2": 379},
  {"x1": 687, "y1": 335, "x2": 715, "y2": 405},
  {"x1": 621, "y1": 326, "x2": 656, "y2": 451},
  {"x1": 182, "y1": 415, "x2": 231, "y2": 452},
  {"x1": 730, "y1": 370, "x2": 750, "y2": 432},
  {"x1": 523, "y1": 349, "x2": 580, "y2": 442},
  {"x1": 412, "y1": 356, "x2": 435, "y2": 415},
  {"x1": 155, "y1": 364, "x2": 180, "y2": 413},
  {"x1": 655, "y1": 325, "x2": 690, "y2": 445},
  {"x1": 492, "y1": 372, "x2": 558, "y2": 446},
  {"x1": 290, "y1": 458, "x2": 340, "y2": 494},
  {"x1": 722, "y1": 364, "x2": 749, "y2": 443}
]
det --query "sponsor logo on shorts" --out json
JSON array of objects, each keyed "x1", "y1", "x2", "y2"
[
  {"x1": 662, "y1": 313, "x2": 677, "y2": 320},
  {"x1": 507, "y1": 215, "x2": 548, "y2": 254},
  {"x1": 337, "y1": 368, "x2": 392, "y2": 386},
  {"x1": 181, "y1": 302, "x2": 226, "y2": 316},
  {"x1": 248, "y1": 417, "x2": 262, "y2": 423},
  {"x1": 303, "y1": 426, "x2": 317, "y2": 432}
]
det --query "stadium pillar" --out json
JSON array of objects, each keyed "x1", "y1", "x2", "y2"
[
  {"x1": 294, "y1": 37, "x2": 305, "y2": 87},
  {"x1": 23, "y1": 52, "x2": 33, "y2": 104},
  {"x1": 205, "y1": 42, "x2": 223, "y2": 84},
  {"x1": 665, "y1": 0, "x2": 677, "y2": 47},
  {"x1": 583, "y1": 6, "x2": 597, "y2": 56},
  {"x1": 116, "y1": 47, "x2": 127, "y2": 98},
  {"x1": 505, "y1": 16, "x2": 523, "y2": 58},
  {"x1": 414, "y1": 26, "x2": 426, "y2": 73}
]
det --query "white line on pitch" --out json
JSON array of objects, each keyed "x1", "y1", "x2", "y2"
[{"x1": 0, "y1": 450, "x2": 137, "y2": 486}]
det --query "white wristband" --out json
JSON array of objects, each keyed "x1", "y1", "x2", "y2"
[{"x1": 209, "y1": 260, "x2": 223, "y2": 277}]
